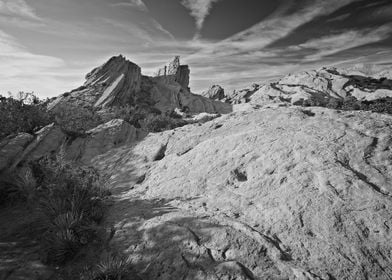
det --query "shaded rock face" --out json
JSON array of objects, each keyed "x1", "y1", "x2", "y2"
[
  {"x1": 66, "y1": 119, "x2": 142, "y2": 164},
  {"x1": 49, "y1": 55, "x2": 141, "y2": 110},
  {"x1": 202, "y1": 85, "x2": 225, "y2": 100},
  {"x1": 94, "y1": 106, "x2": 392, "y2": 280},
  {"x1": 227, "y1": 68, "x2": 392, "y2": 106},
  {"x1": 0, "y1": 133, "x2": 34, "y2": 171}
]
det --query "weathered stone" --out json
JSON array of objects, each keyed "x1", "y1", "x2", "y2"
[
  {"x1": 227, "y1": 67, "x2": 392, "y2": 106},
  {"x1": 48, "y1": 55, "x2": 141, "y2": 110},
  {"x1": 201, "y1": 85, "x2": 225, "y2": 100},
  {"x1": 66, "y1": 119, "x2": 140, "y2": 164},
  {"x1": 0, "y1": 133, "x2": 33, "y2": 171},
  {"x1": 93, "y1": 106, "x2": 392, "y2": 280}
]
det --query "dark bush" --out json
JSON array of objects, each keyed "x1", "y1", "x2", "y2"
[
  {"x1": 144, "y1": 114, "x2": 188, "y2": 132},
  {"x1": 29, "y1": 158, "x2": 109, "y2": 264},
  {"x1": 0, "y1": 92, "x2": 53, "y2": 140}
]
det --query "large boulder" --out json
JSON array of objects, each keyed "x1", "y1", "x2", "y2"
[
  {"x1": 95, "y1": 106, "x2": 392, "y2": 280},
  {"x1": 66, "y1": 119, "x2": 141, "y2": 164}
]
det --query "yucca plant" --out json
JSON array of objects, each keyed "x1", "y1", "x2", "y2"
[
  {"x1": 84, "y1": 254, "x2": 133, "y2": 280},
  {"x1": 35, "y1": 157, "x2": 110, "y2": 265}
]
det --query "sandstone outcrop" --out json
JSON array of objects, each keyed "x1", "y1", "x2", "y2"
[
  {"x1": 201, "y1": 85, "x2": 225, "y2": 100},
  {"x1": 93, "y1": 105, "x2": 392, "y2": 280},
  {"x1": 65, "y1": 119, "x2": 143, "y2": 164},
  {"x1": 155, "y1": 56, "x2": 190, "y2": 89},
  {"x1": 226, "y1": 67, "x2": 392, "y2": 106},
  {"x1": 48, "y1": 55, "x2": 231, "y2": 116},
  {"x1": 49, "y1": 55, "x2": 142, "y2": 110}
]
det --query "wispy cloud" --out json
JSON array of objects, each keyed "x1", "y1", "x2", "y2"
[
  {"x1": 181, "y1": 0, "x2": 221, "y2": 38},
  {"x1": 0, "y1": 0, "x2": 41, "y2": 20},
  {"x1": 0, "y1": 29, "x2": 82, "y2": 97},
  {"x1": 111, "y1": 0, "x2": 148, "y2": 12},
  {"x1": 299, "y1": 24, "x2": 392, "y2": 61}
]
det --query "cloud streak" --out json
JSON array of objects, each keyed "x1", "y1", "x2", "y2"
[
  {"x1": 181, "y1": 0, "x2": 220, "y2": 38},
  {"x1": 0, "y1": 0, "x2": 41, "y2": 20},
  {"x1": 111, "y1": 0, "x2": 148, "y2": 12}
]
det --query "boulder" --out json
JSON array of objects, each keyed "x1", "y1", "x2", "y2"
[
  {"x1": 201, "y1": 85, "x2": 225, "y2": 100},
  {"x1": 66, "y1": 119, "x2": 141, "y2": 164}
]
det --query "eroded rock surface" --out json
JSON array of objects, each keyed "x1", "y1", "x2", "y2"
[
  {"x1": 49, "y1": 55, "x2": 142, "y2": 110},
  {"x1": 92, "y1": 106, "x2": 392, "y2": 280},
  {"x1": 226, "y1": 68, "x2": 392, "y2": 106},
  {"x1": 201, "y1": 85, "x2": 225, "y2": 100}
]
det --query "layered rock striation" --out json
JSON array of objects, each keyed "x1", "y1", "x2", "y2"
[{"x1": 223, "y1": 67, "x2": 392, "y2": 106}]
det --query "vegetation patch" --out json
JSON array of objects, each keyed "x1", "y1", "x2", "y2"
[{"x1": 0, "y1": 92, "x2": 53, "y2": 141}]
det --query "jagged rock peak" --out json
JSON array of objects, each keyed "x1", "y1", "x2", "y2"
[
  {"x1": 49, "y1": 55, "x2": 142, "y2": 109},
  {"x1": 201, "y1": 85, "x2": 225, "y2": 100},
  {"x1": 155, "y1": 56, "x2": 190, "y2": 89},
  {"x1": 84, "y1": 54, "x2": 141, "y2": 87}
]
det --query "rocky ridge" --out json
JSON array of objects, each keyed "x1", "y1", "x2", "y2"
[
  {"x1": 49, "y1": 55, "x2": 230, "y2": 115},
  {"x1": 219, "y1": 67, "x2": 392, "y2": 106}
]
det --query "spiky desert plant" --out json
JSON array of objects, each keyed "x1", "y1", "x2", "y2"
[
  {"x1": 85, "y1": 254, "x2": 133, "y2": 280},
  {"x1": 36, "y1": 158, "x2": 109, "y2": 264}
]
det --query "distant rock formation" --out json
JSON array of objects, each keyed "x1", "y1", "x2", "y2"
[
  {"x1": 224, "y1": 67, "x2": 392, "y2": 106},
  {"x1": 48, "y1": 55, "x2": 230, "y2": 115},
  {"x1": 201, "y1": 85, "x2": 225, "y2": 100},
  {"x1": 155, "y1": 56, "x2": 190, "y2": 89}
]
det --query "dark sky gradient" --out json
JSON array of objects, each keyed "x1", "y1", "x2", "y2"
[
  {"x1": 0, "y1": 0, "x2": 391, "y2": 97},
  {"x1": 201, "y1": 0, "x2": 281, "y2": 40}
]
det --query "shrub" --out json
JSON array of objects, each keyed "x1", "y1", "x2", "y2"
[
  {"x1": 144, "y1": 114, "x2": 188, "y2": 132},
  {"x1": 0, "y1": 167, "x2": 37, "y2": 205},
  {"x1": 53, "y1": 103, "x2": 102, "y2": 137},
  {"x1": 83, "y1": 254, "x2": 134, "y2": 280},
  {"x1": 0, "y1": 92, "x2": 53, "y2": 140},
  {"x1": 31, "y1": 158, "x2": 110, "y2": 264}
]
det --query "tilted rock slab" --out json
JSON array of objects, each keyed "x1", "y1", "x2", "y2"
[{"x1": 94, "y1": 106, "x2": 392, "y2": 280}]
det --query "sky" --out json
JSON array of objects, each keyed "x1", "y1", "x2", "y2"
[{"x1": 0, "y1": 0, "x2": 392, "y2": 97}]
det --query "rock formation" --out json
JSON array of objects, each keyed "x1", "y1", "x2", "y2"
[
  {"x1": 155, "y1": 56, "x2": 190, "y2": 89},
  {"x1": 49, "y1": 55, "x2": 142, "y2": 110},
  {"x1": 201, "y1": 85, "x2": 225, "y2": 100},
  {"x1": 224, "y1": 67, "x2": 392, "y2": 106},
  {"x1": 49, "y1": 55, "x2": 230, "y2": 115}
]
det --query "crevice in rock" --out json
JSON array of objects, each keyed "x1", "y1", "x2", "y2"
[
  {"x1": 236, "y1": 261, "x2": 256, "y2": 280},
  {"x1": 301, "y1": 110, "x2": 316, "y2": 117},
  {"x1": 364, "y1": 137, "x2": 379, "y2": 165},
  {"x1": 336, "y1": 159, "x2": 390, "y2": 197},
  {"x1": 153, "y1": 143, "x2": 168, "y2": 161},
  {"x1": 136, "y1": 173, "x2": 146, "y2": 184},
  {"x1": 177, "y1": 147, "x2": 193, "y2": 156}
]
